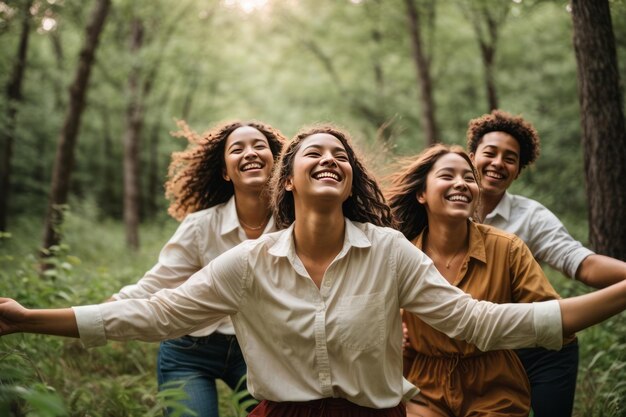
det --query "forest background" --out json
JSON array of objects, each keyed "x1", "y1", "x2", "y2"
[{"x1": 0, "y1": 0, "x2": 625, "y2": 416}]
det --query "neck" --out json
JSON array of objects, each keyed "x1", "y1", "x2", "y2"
[
  {"x1": 476, "y1": 191, "x2": 504, "y2": 221},
  {"x1": 234, "y1": 188, "x2": 271, "y2": 230},
  {"x1": 425, "y1": 215, "x2": 468, "y2": 256},
  {"x1": 293, "y1": 203, "x2": 345, "y2": 261}
]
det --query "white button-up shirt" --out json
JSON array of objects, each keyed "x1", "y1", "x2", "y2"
[
  {"x1": 111, "y1": 196, "x2": 275, "y2": 336},
  {"x1": 483, "y1": 192, "x2": 594, "y2": 279},
  {"x1": 74, "y1": 219, "x2": 562, "y2": 409}
]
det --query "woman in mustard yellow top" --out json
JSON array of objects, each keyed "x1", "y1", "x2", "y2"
[{"x1": 387, "y1": 144, "x2": 576, "y2": 417}]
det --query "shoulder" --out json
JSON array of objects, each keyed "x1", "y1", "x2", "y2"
[
  {"x1": 473, "y1": 222, "x2": 530, "y2": 257},
  {"x1": 507, "y1": 193, "x2": 553, "y2": 215},
  {"x1": 475, "y1": 222, "x2": 519, "y2": 244},
  {"x1": 183, "y1": 204, "x2": 220, "y2": 222},
  {"x1": 183, "y1": 202, "x2": 229, "y2": 227},
  {"x1": 352, "y1": 221, "x2": 406, "y2": 244}
]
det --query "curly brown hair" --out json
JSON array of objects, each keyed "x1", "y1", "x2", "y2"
[
  {"x1": 386, "y1": 144, "x2": 479, "y2": 241},
  {"x1": 165, "y1": 119, "x2": 286, "y2": 221},
  {"x1": 269, "y1": 124, "x2": 394, "y2": 229},
  {"x1": 466, "y1": 109, "x2": 540, "y2": 171}
]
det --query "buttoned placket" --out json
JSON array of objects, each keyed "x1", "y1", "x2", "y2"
[{"x1": 288, "y1": 242, "x2": 351, "y2": 399}]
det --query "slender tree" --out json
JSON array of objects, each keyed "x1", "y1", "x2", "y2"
[
  {"x1": 122, "y1": 17, "x2": 144, "y2": 250},
  {"x1": 404, "y1": 0, "x2": 438, "y2": 145},
  {"x1": 0, "y1": 0, "x2": 33, "y2": 232},
  {"x1": 457, "y1": 0, "x2": 510, "y2": 112},
  {"x1": 571, "y1": 0, "x2": 626, "y2": 260},
  {"x1": 41, "y1": 0, "x2": 112, "y2": 254}
]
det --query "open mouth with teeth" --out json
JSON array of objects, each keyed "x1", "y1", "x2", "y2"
[
  {"x1": 241, "y1": 162, "x2": 263, "y2": 171},
  {"x1": 312, "y1": 170, "x2": 342, "y2": 182},
  {"x1": 484, "y1": 170, "x2": 506, "y2": 180},
  {"x1": 446, "y1": 194, "x2": 471, "y2": 203}
]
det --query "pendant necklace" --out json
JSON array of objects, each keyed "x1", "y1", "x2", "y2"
[{"x1": 428, "y1": 242, "x2": 465, "y2": 269}]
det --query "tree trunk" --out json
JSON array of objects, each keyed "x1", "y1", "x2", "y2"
[
  {"x1": 41, "y1": 0, "x2": 111, "y2": 253},
  {"x1": 571, "y1": 0, "x2": 626, "y2": 260},
  {"x1": 145, "y1": 119, "x2": 161, "y2": 219},
  {"x1": 99, "y1": 108, "x2": 118, "y2": 217},
  {"x1": 122, "y1": 17, "x2": 145, "y2": 250},
  {"x1": 478, "y1": 12, "x2": 499, "y2": 111},
  {"x1": 404, "y1": 0, "x2": 438, "y2": 146},
  {"x1": 0, "y1": 0, "x2": 33, "y2": 232}
]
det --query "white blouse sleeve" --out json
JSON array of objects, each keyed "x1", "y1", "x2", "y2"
[
  {"x1": 74, "y1": 242, "x2": 250, "y2": 348},
  {"x1": 111, "y1": 214, "x2": 203, "y2": 300},
  {"x1": 394, "y1": 235, "x2": 563, "y2": 351}
]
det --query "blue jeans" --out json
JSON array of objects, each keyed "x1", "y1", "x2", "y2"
[
  {"x1": 157, "y1": 333, "x2": 249, "y2": 417},
  {"x1": 515, "y1": 340, "x2": 579, "y2": 417}
]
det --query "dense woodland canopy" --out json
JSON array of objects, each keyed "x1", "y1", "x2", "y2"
[
  {"x1": 0, "y1": 0, "x2": 623, "y2": 233},
  {"x1": 0, "y1": 0, "x2": 625, "y2": 416}
]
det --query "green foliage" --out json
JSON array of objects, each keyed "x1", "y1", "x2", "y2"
[
  {"x1": 2, "y1": 0, "x2": 622, "y2": 225},
  {"x1": 1, "y1": 0, "x2": 625, "y2": 415},
  {"x1": 0, "y1": 212, "x2": 248, "y2": 416}
]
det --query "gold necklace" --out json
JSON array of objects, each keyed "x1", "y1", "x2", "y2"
[{"x1": 239, "y1": 215, "x2": 269, "y2": 231}]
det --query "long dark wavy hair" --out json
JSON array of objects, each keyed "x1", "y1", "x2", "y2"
[
  {"x1": 269, "y1": 124, "x2": 394, "y2": 229},
  {"x1": 386, "y1": 144, "x2": 479, "y2": 241},
  {"x1": 165, "y1": 119, "x2": 286, "y2": 221}
]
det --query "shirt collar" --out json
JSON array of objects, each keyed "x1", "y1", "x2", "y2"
[
  {"x1": 268, "y1": 218, "x2": 372, "y2": 259},
  {"x1": 221, "y1": 196, "x2": 277, "y2": 236},
  {"x1": 413, "y1": 220, "x2": 486, "y2": 265},
  {"x1": 220, "y1": 196, "x2": 241, "y2": 236},
  {"x1": 485, "y1": 192, "x2": 512, "y2": 222}
]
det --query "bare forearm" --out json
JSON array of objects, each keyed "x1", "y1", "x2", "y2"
[
  {"x1": 23, "y1": 308, "x2": 79, "y2": 338},
  {"x1": 559, "y1": 279, "x2": 626, "y2": 335},
  {"x1": 576, "y1": 254, "x2": 626, "y2": 288}
]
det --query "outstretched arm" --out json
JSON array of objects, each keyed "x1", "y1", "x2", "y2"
[
  {"x1": 575, "y1": 254, "x2": 626, "y2": 289},
  {"x1": 559, "y1": 278, "x2": 626, "y2": 336},
  {"x1": 0, "y1": 298, "x2": 78, "y2": 338}
]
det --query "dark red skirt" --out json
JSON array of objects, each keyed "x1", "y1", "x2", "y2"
[{"x1": 248, "y1": 398, "x2": 406, "y2": 417}]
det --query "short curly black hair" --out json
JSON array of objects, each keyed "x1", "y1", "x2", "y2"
[{"x1": 466, "y1": 110, "x2": 540, "y2": 171}]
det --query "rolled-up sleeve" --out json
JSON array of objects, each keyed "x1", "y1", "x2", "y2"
[
  {"x1": 73, "y1": 305, "x2": 107, "y2": 347},
  {"x1": 533, "y1": 300, "x2": 562, "y2": 350},
  {"x1": 395, "y1": 235, "x2": 563, "y2": 351}
]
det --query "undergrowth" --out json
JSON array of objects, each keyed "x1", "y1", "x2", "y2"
[{"x1": 0, "y1": 207, "x2": 624, "y2": 416}]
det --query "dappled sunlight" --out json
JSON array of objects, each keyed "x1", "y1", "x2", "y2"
[{"x1": 223, "y1": 0, "x2": 269, "y2": 13}]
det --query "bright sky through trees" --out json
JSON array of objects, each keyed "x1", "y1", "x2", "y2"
[{"x1": 223, "y1": 0, "x2": 268, "y2": 13}]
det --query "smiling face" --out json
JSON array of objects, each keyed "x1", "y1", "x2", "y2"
[
  {"x1": 418, "y1": 153, "x2": 479, "y2": 221},
  {"x1": 287, "y1": 133, "x2": 353, "y2": 205},
  {"x1": 470, "y1": 131, "x2": 521, "y2": 198},
  {"x1": 223, "y1": 125, "x2": 275, "y2": 192}
]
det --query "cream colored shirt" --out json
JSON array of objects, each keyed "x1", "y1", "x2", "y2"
[
  {"x1": 111, "y1": 196, "x2": 275, "y2": 336},
  {"x1": 74, "y1": 219, "x2": 562, "y2": 409}
]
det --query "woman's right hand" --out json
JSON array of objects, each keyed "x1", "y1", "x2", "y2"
[{"x1": 0, "y1": 297, "x2": 29, "y2": 335}]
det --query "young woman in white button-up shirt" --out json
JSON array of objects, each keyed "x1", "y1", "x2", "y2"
[
  {"x1": 109, "y1": 120, "x2": 285, "y2": 417},
  {"x1": 1, "y1": 125, "x2": 626, "y2": 417}
]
